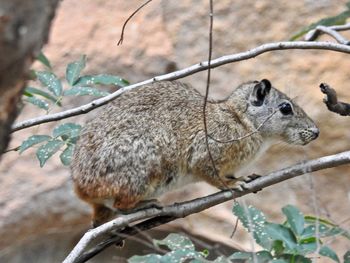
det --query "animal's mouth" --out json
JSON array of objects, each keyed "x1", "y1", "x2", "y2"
[{"x1": 298, "y1": 127, "x2": 320, "y2": 145}]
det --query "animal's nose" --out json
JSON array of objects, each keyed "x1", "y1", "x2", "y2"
[{"x1": 310, "y1": 127, "x2": 320, "y2": 139}]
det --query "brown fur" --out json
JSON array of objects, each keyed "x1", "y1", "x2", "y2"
[{"x1": 71, "y1": 80, "x2": 318, "y2": 226}]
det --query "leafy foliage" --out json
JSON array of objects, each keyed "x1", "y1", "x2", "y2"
[
  {"x1": 24, "y1": 53, "x2": 128, "y2": 112},
  {"x1": 19, "y1": 53, "x2": 129, "y2": 167},
  {"x1": 290, "y1": 1, "x2": 350, "y2": 40},
  {"x1": 19, "y1": 123, "x2": 82, "y2": 167},
  {"x1": 128, "y1": 234, "x2": 207, "y2": 263},
  {"x1": 231, "y1": 203, "x2": 348, "y2": 262},
  {"x1": 128, "y1": 205, "x2": 349, "y2": 263}
]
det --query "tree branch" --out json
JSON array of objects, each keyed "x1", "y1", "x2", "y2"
[
  {"x1": 11, "y1": 41, "x2": 350, "y2": 133},
  {"x1": 305, "y1": 23, "x2": 350, "y2": 43},
  {"x1": 63, "y1": 150, "x2": 350, "y2": 263}
]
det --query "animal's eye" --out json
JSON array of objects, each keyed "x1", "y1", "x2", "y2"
[{"x1": 279, "y1": 102, "x2": 293, "y2": 115}]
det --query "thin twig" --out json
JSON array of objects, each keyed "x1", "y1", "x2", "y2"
[
  {"x1": 208, "y1": 109, "x2": 277, "y2": 143},
  {"x1": 117, "y1": 0, "x2": 153, "y2": 45},
  {"x1": 63, "y1": 150, "x2": 350, "y2": 263},
  {"x1": 3, "y1": 146, "x2": 20, "y2": 153},
  {"x1": 230, "y1": 216, "x2": 239, "y2": 239},
  {"x1": 11, "y1": 41, "x2": 350, "y2": 133},
  {"x1": 202, "y1": 0, "x2": 223, "y2": 186}
]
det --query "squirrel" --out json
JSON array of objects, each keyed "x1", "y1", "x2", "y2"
[{"x1": 71, "y1": 79, "x2": 319, "y2": 227}]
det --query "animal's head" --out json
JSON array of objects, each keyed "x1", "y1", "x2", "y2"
[{"x1": 232, "y1": 79, "x2": 319, "y2": 145}]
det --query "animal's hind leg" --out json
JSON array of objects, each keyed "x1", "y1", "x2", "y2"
[{"x1": 91, "y1": 203, "x2": 115, "y2": 228}]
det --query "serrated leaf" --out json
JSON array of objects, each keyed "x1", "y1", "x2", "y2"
[
  {"x1": 25, "y1": 87, "x2": 61, "y2": 106},
  {"x1": 60, "y1": 145, "x2": 74, "y2": 166},
  {"x1": 128, "y1": 254, "x2": 161, "y2": 263},
  {"x1": 66, "y1": 55, "x2": 86, "y2": 85},
  {"x1": 290, "y1": 10, "x2": 350, "y2": 40},
  {"x1": 63, "y1": 86, "x2": 110, "y2": 97},
  {"x1": 344, "y1": 250, "x2": 350, "y2": 263},
  {"x1": 264, "y1": 223, "x2": 297, "y2": 251},
  {"x1": 19, "y1": 135, "x2": 52, "y2": 153},
  {"x1": 52, "y1": 123, "x2": 82, "y2": 140},
  {"x1": 37, "y1": 51, "x2": 52, "y2": 69},
  {"x1": 232, "y1": 203, "x2": 271, "y2": 249},
  {"x1": 153, "y1": 234, "x2": 195, "y2": 251},
  {"x1": 36, "y1": 140, "x2": 64, "y2": 167},
  {"x1": 282, "y1": 205, "x2": 304, "y2": 237},
  {"x1": 319, "y1": 246, "x2": 340, "y2": 262},
  {"x1": 35, "y1": 71, "x2": 63, "y2": 96},
  {"x1": 25, "y1": 96, "x2": 49, "y2": 110},
  {"x1": 74, "y1": 74, "x2": 129, "y2": 87}
]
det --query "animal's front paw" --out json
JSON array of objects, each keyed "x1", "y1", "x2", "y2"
[{"x1": 240, "y1": 173, "x2": 261, "y2": 183}]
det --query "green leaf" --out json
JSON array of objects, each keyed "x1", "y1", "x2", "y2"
[
  {"x1": 37, "y1": 51, "x2": 52, "y2": 69},
  {"x1": 296, "y1": 237, "x2": 317, "y2": 255},
  {"x1": 153, "y1": 233, "x2": 195, "y2": 251},
  {"x1": 66, "y1": 55, "x2": 86, "y2": 85},
  {"x1": 282, "y1": 205, "x2": 304, "y2": 237},
  {"x1": 319, "y1": 246, "x2": 340, "y2": 262},
  {"x1": 303, "y1": 220, "x2": 350, "y2": 239},
  {"x1": 35, "y1": 71, "x2": 63, "y2": 96},
  {"x1": 63, "y1": 86, "x2": 110, "y2": 97},
  {"x1": 36, "y1": 139, "x2": 64, "y2": 167},
  {"x1": 52, "y1": 123, "x2": 82, "y2": 140},
  {"x1": 19, "y1": 135, "x2": 52, "y2": 153},
  {"x1": 278, "y1": 254, "x2": 311, "y2": 263},
  {"x1": 290, "y1": 10, "x2": 350, "y2": 40},
  {"x1": 230, "y1": 251, "x2": 272, "y2": 263},
  {"x1": 128, "y1": 254, "x2": 161, "y2": 263},
  {"x1": 160, "y1": 249, "x2": 204, "y2": 262},
  {"x1": 230, "y1": 251, "x2": 253, "y2": 260},
  {"x1": 212, "y1": 256, "x2": 231, "y2": 263},
  {"x1": 304, "y1": 215, "x2": 336, "y2": 227},
  {"x1": 270, "y1": 260, "x2": 289, "y2": 263},
  {"x1": 232, "y1": 203, "x2": 272, "y2": 249},
  {"x1": 60, "y1": 145, "x2": 74, "y2": 166},
  {"x1": 344, "y1": 250, "x2": 350, "y2": 263},
  {"x1": 25, "y1": 96, "x2": 49, "y2": 110},
  {"x1": 25, "y1": 87, "x2": 61, "y2": 106},
  {"x1": 74, "y1": 74, "x2": 129, "y2": 87},
  {"x1": 264, "y1": 223, "x2": 297, "y2": 251}
]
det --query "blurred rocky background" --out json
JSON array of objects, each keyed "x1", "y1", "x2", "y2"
[{"x1": 0, "y1": 0, "x2": 349, "y2": 262}]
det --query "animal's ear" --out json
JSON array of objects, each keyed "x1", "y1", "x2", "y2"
[{"x1": 250, "y1": 79, "x2": 271, "y2": 106}]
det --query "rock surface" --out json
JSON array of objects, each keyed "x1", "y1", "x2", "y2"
[{"x1": 1, "y1": 0, "x2": 350, "y2": 262}]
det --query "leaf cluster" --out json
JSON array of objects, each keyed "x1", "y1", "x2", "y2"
[{"x1": 128, "y1": 204, "x2": 350, "y2": 263}]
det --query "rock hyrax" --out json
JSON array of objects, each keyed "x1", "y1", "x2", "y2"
[{"x1": 71, "y1": 79, "x2": 319, "y2": 226}]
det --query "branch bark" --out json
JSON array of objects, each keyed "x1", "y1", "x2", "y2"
[
  {"x1": 0, "y1": 0, "x2": 60, "y2": 155},
  {"x1": 63, "y1": 150, "x2": 350, "y2": 263},
  {"x1": 11, "y1": 41, "x2": 350, "y2": 133}
]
